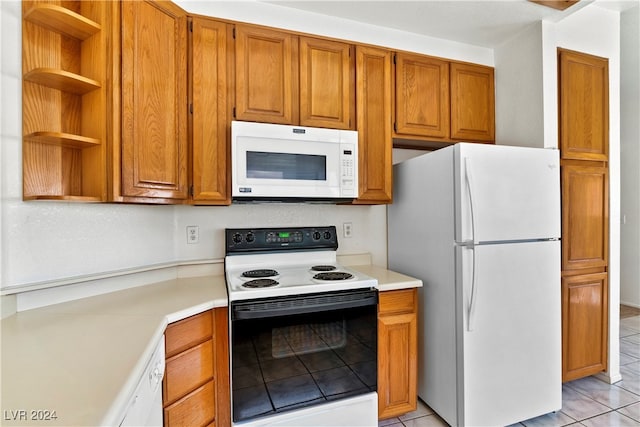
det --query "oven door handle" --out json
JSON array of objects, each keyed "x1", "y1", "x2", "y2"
[{"x1": 232, "y1": 290, "x2": 378, "y2": 320}]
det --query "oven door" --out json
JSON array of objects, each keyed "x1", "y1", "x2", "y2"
[{"x1": 230, "y1": 288, "x2": 378, "y2": 425}]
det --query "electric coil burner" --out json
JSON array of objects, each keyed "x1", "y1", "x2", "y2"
[
  {"x1": 242, "y1": 278, "x2": 279, "y2": 288},
  {"x1": 311, "y1": 265, "x2": 337, "y2": 272},
  {"x1": 224, "y1": 226, "x2": 379, "y2": 426},
  {"x1": 313, "y1": 271, "x2": 354, "y2": 281},
  {"x1": 242, "y1": 269, "x2": 279, "y2": 278}
]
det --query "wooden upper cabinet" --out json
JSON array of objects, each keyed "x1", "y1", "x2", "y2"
[
  {"x1": 562, "y1": 272, "x2": 608, "y2": 381},
  {"x1": 190, "y1": 17, "x2": 232, "y2": 205},
  {"x1": 299, "y1": 36, "x2": 354, "y2": 129},
  {"x1": 22, "y1": 0, "x2": 114, "y2": 202},
  {"x1": 559, "y1": 49, "x2": 609, "y2": 161},
  {"x1": 450, "y1": 62, "x2": 495, "y2": 141},
  {"x1": 234, "y1": 25, "x2": 299, "y2": 125},
  {"x1": 561, "y1": 164, "x2": 609, "y2": 271},
  {"x1": 121, "y1": 0, "x2": 188, "y2": 202},
  {"x1": 354, "y1": 46, "x2": 393, "y2": 204},
  {"x1": 394, "y1": 53, "x2": 450, "y2": 138}
]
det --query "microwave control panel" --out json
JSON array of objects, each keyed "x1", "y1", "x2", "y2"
[{"x1": 340, "y1": 143, "x2": 357, "y2": 197}]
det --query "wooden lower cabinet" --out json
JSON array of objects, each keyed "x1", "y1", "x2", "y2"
[
  {"x1": 378, "y1": 288, "x2": 418, "y2": 420},
  {"x1": 562, "y1": 272, "x2": 608, "y2": 382},
  {"x1": 163, "y1": 308, "x2": 229, "y2": 427}
]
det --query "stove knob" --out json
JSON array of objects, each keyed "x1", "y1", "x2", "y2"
[
  {"x1": 232, "y1": 233, "x2": 243, "y2": 244},
  {"x1": 323, "y1": 230, "x2": 332, "y2": 240},
  {"x1": 246, "y1": 232, "x2": 255, "y2": 243},
  {"x1": 312, "y1": 231, "x2": 321, "y2": 240}
]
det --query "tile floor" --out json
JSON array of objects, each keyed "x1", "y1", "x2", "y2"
[{"x1": 379, "y1": 310, "x2": 640, "y2": 427}]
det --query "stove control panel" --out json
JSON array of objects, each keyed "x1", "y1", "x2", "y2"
[{"x1": 226, "y1": 226, "x2": 338, "y2": 253}]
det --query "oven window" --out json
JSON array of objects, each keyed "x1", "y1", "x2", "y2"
[
  {"x1": 231, "y1": 301, "x2": 377, "y2": 423},
  {"x1": 246, "y1": 151, "x2": 327, "y2": 180}
]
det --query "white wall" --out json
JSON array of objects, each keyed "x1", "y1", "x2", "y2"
[
  {"x1": 495, "y1": 23, "x2": 546, "y2": 148},
  {"x1": 620, "y1": 5, "x2": 640, "y2": 309},
  {"x1": 177, "y1": 1, "x2": 494, "y2": 66},
  {"x1": 1, "y1": 1, "x2": 492, "y2": 295}
]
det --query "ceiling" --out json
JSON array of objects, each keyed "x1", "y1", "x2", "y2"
[{"x1": 262, "y1": 0, "x2": 639, "y2": 48}]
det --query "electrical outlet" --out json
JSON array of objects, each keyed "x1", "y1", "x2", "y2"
[
  {"x1": 187, "y1": 226, "x2": 199, "y2": 244},
  {"x1": 343, "y1": 222, "x2": 353, "y2": 238}
]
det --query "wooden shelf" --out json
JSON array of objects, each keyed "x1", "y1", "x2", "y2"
[
  {"x1": 24, "y1": 4, "x2": 101, "y2": 40},
  {"x1": 23, "y1": 195, "x2": 103, "y2": 202},
  {"x1": 24, "y1": 68, "x2": 101, "y2": 94},
  {"x1": 24, "y1": 131, "x2": 100, "y2": 149}
]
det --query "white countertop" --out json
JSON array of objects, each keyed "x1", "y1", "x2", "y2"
[
  {"x1": 352, "y1": 264, "x2": 423, "y2": 292},
  {"x1": 1, "y1": 275, "x2": 228, "y2": 427},
  {"x1": 1, "y1": 266, "x2": 420, "y2": 427}
]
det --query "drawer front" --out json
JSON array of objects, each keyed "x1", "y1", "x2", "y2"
[
  {"x1": 165, "y1": 340, "x2": 214, "y2": 404},
  {"x1": 379, "y1": 289, "x2": 416, "y2": 315},
  {"x1": 164, "y1": 381, "x2": 216, "y2": 427},
  {"x1": 165, "y1": 311, "x2": 213, "y2": 357}
]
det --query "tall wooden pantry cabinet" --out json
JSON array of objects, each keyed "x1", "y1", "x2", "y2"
[{"x1": 558, "y1": 48, "x2": 610, "y2": 382}]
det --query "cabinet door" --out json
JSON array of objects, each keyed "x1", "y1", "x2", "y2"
[
  {"x1": 121, "y1": 0, "x2": 188, "y2": 201},
  {"x1": 163, "y1": 309, "x2": 230, "y2": 427},
  {"x1": 562, "y1": 273, "x2": 608, "y2": 381},
  {"x1": 234, "y1": 25, "x2": 299, "y2": 125},
  {"x1": 395, "y1": 53, "x2": 449, "y2": 138},
  {"x1": 299, "y1": 36, "x2": 354, "y2": 129},
  {"x1": 561, "y1": 164, "x2": 609, "y2": 271},
  {"x1": 354, "y1": 46, "x2": 392, "y2": 204},
  {"x1": 190, "y1": 17, "x2": 231, "y2": 205},
  {"x1": 450, "y1": 62, "x2": 495, "y2": 141},
  {"x1": 378, "y1": 289, "x2": 418, "y2": 420},
  {"x1": 559, "y1": 49, "x2": 609, "y2": 161}
]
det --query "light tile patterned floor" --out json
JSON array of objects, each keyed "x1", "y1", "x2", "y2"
[{"x1": 379, "y1": 314, "x2": 640, "y2": 427}]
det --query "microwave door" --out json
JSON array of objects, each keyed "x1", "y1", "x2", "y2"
[{"x1": 234, "y1": 137, "x2": 341, "y2": 199}]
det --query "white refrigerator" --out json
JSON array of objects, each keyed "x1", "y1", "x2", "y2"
[{"x1": 388, "y1": 143, "x2": 562, "y2": 427}]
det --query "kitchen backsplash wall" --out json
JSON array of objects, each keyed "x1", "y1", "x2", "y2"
[{"x1": 174, "y1": 204, "x2": 386, "y2": 266}]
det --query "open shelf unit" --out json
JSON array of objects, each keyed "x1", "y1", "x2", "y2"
[{"x1": 22, "y1": 0, "x2": 111, "y2": 201}]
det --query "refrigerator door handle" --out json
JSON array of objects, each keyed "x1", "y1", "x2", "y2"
[
  {"x1": 467, "y1": 245, "x2": 478, "y2": 332},
  {"x1": 464, "y1": 157, "x2": 479, "y2": 331},
  {"x1": 464, "y1": 157, "x2": 478, "y2": 245}
]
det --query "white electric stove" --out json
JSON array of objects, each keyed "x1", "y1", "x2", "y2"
[
  {"x1": 224, "y1": 226, "x2": 379, "y2": 427},
  {"x1": 224, "y1": 226, "x2": 378, "y2": 301}
]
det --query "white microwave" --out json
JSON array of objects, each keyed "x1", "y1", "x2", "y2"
[{"x1": 231, "y1": 121, "x2": 358, "y2": 202}]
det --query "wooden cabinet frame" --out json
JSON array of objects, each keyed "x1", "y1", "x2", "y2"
[{"x1": 22, "y1": 0, "x2": 115, "y2": 202}]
